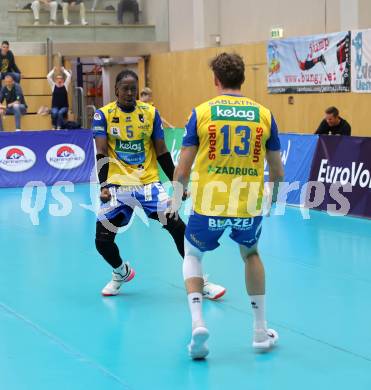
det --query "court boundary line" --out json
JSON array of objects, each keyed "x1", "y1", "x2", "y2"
[{"x1": 0, "y1": 301, "x2": 133, "y2": 390}]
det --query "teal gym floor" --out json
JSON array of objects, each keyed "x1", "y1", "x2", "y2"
[{"x1": 0, "y1": 183, "x2": 370, "y2": 390}]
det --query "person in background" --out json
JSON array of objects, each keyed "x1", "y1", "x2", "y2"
[
  {"x1": 139, "y1": 87, "x2": 153, "y2": 105},
  {"x1": 117, "y1": 0, "x2": 139, "y2": 24},
  {"x1": 140, "y1": 87, "x2": 175, "y2": 128},
  {"x1": 315, "y1": 106, "x2": 351, "y2": 136},
  {"x1": 47, "y1": 66, "x2": 72, "y2": 130},
  {"x1": 31, "y1": 0, "x2": 58, "y2": 25},
  {"x1": 0, "y1": 41, "x2": 21, "y2": 83},
  {"x1": 62, "y1": 0, "x2": 88, "y2": 25},
  {"x1": 0, "y1": 75, "x2": 27, "y2": 131}
]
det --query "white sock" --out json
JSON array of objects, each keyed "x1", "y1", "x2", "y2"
[
  {"x1": 113, "y1": 263, "x2": 128, "y2": 277},
  {"x1": 187, "y1": 292, "x2": 204, "y2": 329},
  {"x1": 250, "y1": 295, "x2": 266, "y2": 330}
]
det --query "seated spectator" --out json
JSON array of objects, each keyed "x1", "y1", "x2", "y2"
[
  {"x1": 315, "y1": 106, "x2": 351, "y2": 136},
  {"x1": 117, "y1": 0, "x2": 139, "y2": 24},
  {"x1": 0, "y1": 75, "x2": 27, "y2": 132},
  {"x1": 31, "y1": 0, "x2": 58, "y2": 25},
  {"x1": 62, "y1": 0, "x2": 88, "y2": 26},
  {"x1": 0, "y1": 41, "x2": 21, "y2": 83},
  {"x1": 47, "y1": 66, "x2": 72, "y2": 130}
]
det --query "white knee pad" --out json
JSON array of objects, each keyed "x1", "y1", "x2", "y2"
[{"x1": 183, "y1": 239, "x2": 204, "y2": 280}]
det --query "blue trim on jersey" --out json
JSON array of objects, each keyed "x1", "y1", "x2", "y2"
[
  {"x1": 94, "y1": 131, "x2": 107, "y2": 138},
  {"x1": 266, "y1": 114, "x2": 281, "y2": 151},
  {"x1": 182, "y1": 109, "x2": 199, "y2": 147},
  {"x1": 92, "y1": 109, "x2": 107, "y2": 138},
  {"x1": 151, "y1": 110, "x2": 165, "y2": 140}
]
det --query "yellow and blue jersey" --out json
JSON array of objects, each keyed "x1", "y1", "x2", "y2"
[
  {"x1": 92, "y1": 100, "x2": 164, "y2": 186},
  {"x1": 183, "y1": 94, "x2": 280, "y2": 218}
]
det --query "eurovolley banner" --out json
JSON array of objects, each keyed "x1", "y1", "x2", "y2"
[
  {"x1": 308, "y1": 136, "x2": 371, "y2": 218},
  {"x1": 351, "y1": 29, "x2": 371, "y2": 93},
  {"x1": 267, "y1": 31, "x2": 351, "y2": 93},
  {"x1": 0, "y1": 130, "x2": 95, "y2": 188}
]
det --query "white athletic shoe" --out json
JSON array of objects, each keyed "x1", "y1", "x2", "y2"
[
  {"x1": 188, "y1": 326, "x2": 210, "y2": 359},
  {"x1": 253, "y1": 327, "x2": 279, "y2": 350},
  {"x1": 33, "y1": 20, "x2": 40, "y2": 26},
  {"x1": 101, "y1": 263, "x2": 136, "y2": 296},
  {"x1": 202, "y1": 275, "x2": 226, "y2": 300},
  {"x1": 64, "y1": 20, "x2": 71, "y2": 26},
  {"x1": 81, "y1": 19, "x2": 88, "y2": 26},
  {"x1": 49, "y1": 20, "x2": 56, "y2": 26}
]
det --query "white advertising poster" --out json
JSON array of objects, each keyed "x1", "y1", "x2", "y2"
[{"x1": 267, "y1": 31, "x2": 351, "y2": 93}]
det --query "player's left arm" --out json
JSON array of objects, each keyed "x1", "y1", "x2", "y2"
[
  {"x1": 266, "y1": 113, "x2": 284, "y2": 203},
  {"x1": 152, "y1": 109, "x2": 176, "y2": 181}
]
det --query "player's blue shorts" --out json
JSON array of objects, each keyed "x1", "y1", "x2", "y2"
[
  {"x1": 185, "y1": 211, "x2": 263, "y2": 252},
  {"x1": 98, "y1": 182, "x2": 169, "y2": 227}
]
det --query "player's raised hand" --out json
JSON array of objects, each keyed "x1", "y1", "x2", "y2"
[{"x1": 100, "y1": 188, "x2": 111, "y2": 203}]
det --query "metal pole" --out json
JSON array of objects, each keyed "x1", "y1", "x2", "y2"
[{"x1": 46, "y1": 37, "x2": 53, "y2": 71}]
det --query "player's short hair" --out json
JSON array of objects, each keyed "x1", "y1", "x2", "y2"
[
  {"x1": 4, "y1": 74, "x2": 14, "y2": 81},
  {"x1": 140, "y1": 87, "x2": 152, "y2": 97},
  {"x1": 1, "y1": 40, "x2": 9, "y2": 46},
  {"x1": 209, "y1": 52, "x2": 245, "y2": 89},
  {"x1": 325, "y1": 106, "x2": 339, "y2": 117},
  {"x1": 115, "y1": 69, "x2": 138, "y2": 86}
]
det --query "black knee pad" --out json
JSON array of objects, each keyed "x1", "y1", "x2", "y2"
[
  {"x1": 95, "y1": 221, "x2": 122, "y2": 268},
  {"x1": 163, "y1": 214, "x2": 185, "y2": 235},
  {"x1": 162, "y1": 215, "x2": 186, "y2": 258}
]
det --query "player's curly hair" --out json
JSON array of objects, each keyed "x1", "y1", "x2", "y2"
[
  {"x1": 115, "y1": 69, "x2": 138, "y2": 86},
  {"x1": 209, "y1": 52, "x2": 245, "y2": 89}
]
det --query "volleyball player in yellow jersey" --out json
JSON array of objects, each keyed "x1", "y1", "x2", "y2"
[
  {"x1": 172, "y1": 53, "x2": 284, "y2": 359},
  {"x1": 92, "y1": 70, "x2": 226, "y2": 299}
]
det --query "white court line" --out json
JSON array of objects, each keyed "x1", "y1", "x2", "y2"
[{"x1": 0, "y1": 301, "x2": 132, "y2": 390}]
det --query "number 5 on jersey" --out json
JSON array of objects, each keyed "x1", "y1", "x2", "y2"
[{"x1": 126, "y1": 125, "x2": 134, "y2": 138}]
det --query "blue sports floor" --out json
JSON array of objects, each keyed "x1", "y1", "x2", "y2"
[{"x1": 1, "y1": 183, "x2": 371, "y2": 390}]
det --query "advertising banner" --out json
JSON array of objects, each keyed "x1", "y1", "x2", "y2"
[
  {"x1": 0, "y1": 130, "x2": 95, "y2": 188},
  {"x1": 307, "y1": 136, "x2": 371, "y2": 218},
  {"x1": 265, "y1": 134, "x2": 318, "y2": 205},
  {"x1": 351, "y1": 29, "x2": 371, "y2": 92},
  {"x1": 268, "y1": 31, "x2": 351, "y2": 93}
]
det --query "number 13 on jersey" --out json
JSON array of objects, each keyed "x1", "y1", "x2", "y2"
[{"x1": 220, "y1": 125, "x2": 251, "y2": 156}]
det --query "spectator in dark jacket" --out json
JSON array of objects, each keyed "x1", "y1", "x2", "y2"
[
  {"x1": 0, "y1": 41, "x2": 21, "y2": 83},
  {"x1": 315, "y1": 106, "x2": 351, "y2": 136},
  {"x1": 0, "y1": 75, "x2": 27, "y2": 131}
]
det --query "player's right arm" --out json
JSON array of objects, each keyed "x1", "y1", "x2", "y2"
[
  {"x1": 170, "y1": 109, "x2": 199, "y2": 215},
  {"x1": 92, "y1": 109, "x2": 111, "y2": 203}
]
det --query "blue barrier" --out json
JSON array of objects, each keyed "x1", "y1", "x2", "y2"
[{"x1": 264, "y1": 133, "x2": 319, "y2": 205}]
